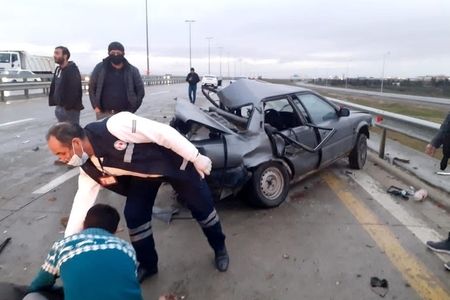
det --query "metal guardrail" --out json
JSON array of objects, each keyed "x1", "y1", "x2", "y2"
[
  {"x1": 328, "y1": 97, "x2": 441, "y2": 158},
  {"x1": 0, "y1": 75, "x2": 186, "y2": 101}
]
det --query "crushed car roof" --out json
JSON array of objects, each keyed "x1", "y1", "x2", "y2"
[{"x1": 217, "y1": 79, "x2": 310, "y2": 108}]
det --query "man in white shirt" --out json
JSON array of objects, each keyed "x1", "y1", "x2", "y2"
[{"x1": 45, "y1": 112, "x2": 229, "y2": 282}]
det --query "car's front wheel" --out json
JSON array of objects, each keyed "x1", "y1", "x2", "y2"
[
  {"x1": 348, "y1": 133, "x2": 367, "y2": 169},
  {"x1": 245, "y1": 161, "x2": 290, "y2": 208}
]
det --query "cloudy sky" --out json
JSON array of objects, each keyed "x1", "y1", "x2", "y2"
[{"x1": 2, "y1": 0, "x2": 450, "y2": 78}]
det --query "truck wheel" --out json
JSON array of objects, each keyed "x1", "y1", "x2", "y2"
[
  {"x1": 245, "y1": 162, "x2": 290, "y2": 208},
  {"x1": 348, "y1": 134, "x2": 367, "y2": 169}
]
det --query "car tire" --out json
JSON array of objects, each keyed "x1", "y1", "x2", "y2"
[
  {"x1": 245, "y1": 161, "x2": 290, "y2": 208},
  {"x1": 348, "y1": 133, "x2": 367, "y2": 169}
]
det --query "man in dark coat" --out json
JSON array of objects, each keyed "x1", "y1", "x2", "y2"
[
  {"x1": 425, "y1": 112, "x2": 450, "y2": 270},
  {"x1": 49, "y1": 46, "x2": 83, "y2": 124},
  {"x1": 185, "y1": 67, "x2": 200, "y2": 104},
  {"x1": 89, "y1": 42, "x2": 145, "y2": 120}
]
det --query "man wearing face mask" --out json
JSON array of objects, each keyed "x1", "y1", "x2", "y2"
[
  {"x1": 89, "y1": 42, "x2": 145, "y2": 120},
  {"x1": 45, "y1": 112, "x2": 230, "y2": 283}
]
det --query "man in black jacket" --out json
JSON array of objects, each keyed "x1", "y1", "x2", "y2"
[
  {"x1": 89, "y1": 42, "x2": 145, "y2": 120},
  {"x1": 425, "y1": 112, "x2": 450, "y2": 170},
  {"x1": 186, "y1": 67, "x2": 200, "y2": 104},
  {"x1": 425, "y1": 112, "x2": 450, "y2": 270},
  {"x1": 49, "y1": 46, "x2": 83, "y2": 124}
]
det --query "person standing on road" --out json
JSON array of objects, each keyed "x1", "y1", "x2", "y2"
[
  {"x1": 89, "y1": 42, "x2": 145, "y2": 120},
  {"x1": 24, "y1": 204, "x2": 143, "y2": 300},
  {"x1": 425, "y1": 112, "x2": 450, "y2": 170},
  {"x1": 186, "y1": 67, "x2": 200, "y2": 104},
  {"x1": 49, "y1": 46, "x2": 83, "y2": 124},
  {"x1": 425, "y1": 111, "x2": 450, "y2": 270},
  {"x1": 45, "y1": 112, "x2": 230, "y2": 283}
]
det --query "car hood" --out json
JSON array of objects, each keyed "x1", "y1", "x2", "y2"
[{"x1": 174, "y1": 100, "x2": 236, "y2": 134}]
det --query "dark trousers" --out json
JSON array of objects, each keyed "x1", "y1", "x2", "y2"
[
  {"x1": 54, "y1": 106, "x2": 80, "y2": 124},
  {"x1": 124, "y1": 163, "x2": 226, "y2": 270},
  {"x1": 188, "y1": 84, "x2": 197, "y2": 104}
]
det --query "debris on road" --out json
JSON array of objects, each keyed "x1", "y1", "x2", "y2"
[
  {"x1": 370, "y1": 277, "x2": 389, "y2": 297},
  {"x1": 22, "y1": 140, "x2": 30, "y2": 144},
  {"x1": 385, "y1": 154, "x2": 410, "y2": 165},
  {"x1": 159, "y1": 294, "x2": 180, "y2": 300},
  {"x1": 386, "y1": 186, "x2": 411, "y2": 200},
  {"x1": 413, "y1": 189, "x2": 428, "y2": 202},
  {"x1": 32, "y1": 146, "x2": 39, "y2": 151},
  {"x1": 436, "y1": 171, "x2": 450, "y2": 176},
  {"x1": 282, "y1": 254, "x2": 290, "y2": 259},
  {"x1": 60, "y1": 216, "x2": 69, "y2": 228},
  {"x1": 0, "y1": 237, "x2": 11, "y2": 255},
  {"x1": 35, "y1": 215, "x2": 47, "y2": 221}
]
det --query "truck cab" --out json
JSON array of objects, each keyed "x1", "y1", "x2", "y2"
[{"x1": 0, "y1": 52, "x2": 21, "y2": 72}]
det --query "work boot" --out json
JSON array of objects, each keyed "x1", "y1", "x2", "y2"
[
  {"x1": 427, "y1": 233, "x2": 450, "y2": 254},
  {"x1": 214, "y1": 246, "x2": 229, "y2": 272},
  {"x1": 137, "y1": 265, "x2": 158, "y2": 283}
]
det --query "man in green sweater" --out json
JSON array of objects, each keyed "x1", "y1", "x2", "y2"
[{"x1": 24, "y1": 204, "x2": 143, "y2": 300}]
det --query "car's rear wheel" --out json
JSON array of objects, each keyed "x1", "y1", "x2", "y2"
[
  {"x1": 244, "y1": 162, "x2": 290, "y2": 208},
  {"x1": 348, "y1": 133, "x2": 367, "y2": 169}
]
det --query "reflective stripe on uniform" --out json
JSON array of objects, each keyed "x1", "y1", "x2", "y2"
[
  {"x1": 180, "y1": 159, "x2": 188, "y2": 170},
  {"x1": 129, "y1": 229, "x2": 153, "y2": 242},
  {"x1": 124, "y1": 143, "x2": 135, "y2": 163},
  {"x1": 199, "y1": 209, "x2": 220, "y2": 228},
  {"x1": 128, "y1": 221, "x2": 151, "y2": 235}
]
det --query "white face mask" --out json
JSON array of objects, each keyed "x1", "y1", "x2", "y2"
[{"x1": 67, "y1": 142, "x2": 89, "y2": 167}]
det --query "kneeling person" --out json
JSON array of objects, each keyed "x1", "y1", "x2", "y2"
[{"x1": 24, "y1": 204, "x2": 142, "y2": 300}]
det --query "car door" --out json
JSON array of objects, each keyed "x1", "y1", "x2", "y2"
[
  {"x1": 263, "y1": 97, "x2": 320, "y2": 175},
  {"x1": 294, "y1": 92, "x2": 354, "y2": 166}
]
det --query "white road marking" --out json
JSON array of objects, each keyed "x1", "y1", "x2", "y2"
[
  {"x1": 345, "y1": 170, "x2": 448, "y2": 263},
  {"x1": 0, "y1": 118, "x2": 35, "y2": 128},
  {"x1": 32, "y1": 168, "x2": 80, "y2": 194},
  {"x1": 149, "y1": 91, "x2": 169, "y2": 96}
]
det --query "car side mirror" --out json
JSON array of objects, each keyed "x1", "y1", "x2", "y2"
[{"x1": 338, "y1": 107, "x2": 350, "y2": 117}]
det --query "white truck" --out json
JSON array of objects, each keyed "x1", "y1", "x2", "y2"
[{"x1": 0, "y1": 50, "x2": 54, "y2": 74}]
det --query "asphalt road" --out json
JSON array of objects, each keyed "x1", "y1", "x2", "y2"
[{"x1": 1, "y1": 83, "x2": 450, "y2": 299}]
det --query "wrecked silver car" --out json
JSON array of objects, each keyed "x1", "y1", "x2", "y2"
[{"x1": 171, "y1": 79, "x2": 372, "y2": 207}]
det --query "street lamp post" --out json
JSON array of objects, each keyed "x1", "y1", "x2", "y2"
[
  {"x1": 185, "y1": 20, "x2": 195, "y2": 69},
  {"x1": 227, "y1": 52, "x2": 230, "y2": 78},
  {"x1": 206, "y1": 37, "x2": 213, "y2": 74},
  {"x1": 145, "y1": 0, "x2": 150, "y2": 76},
  {"x1": 218, "y1": 46, "x2": 223, "y2": 77},
  {"x1": 380, "y1": 51, "x2": 390, "y2": 93}
]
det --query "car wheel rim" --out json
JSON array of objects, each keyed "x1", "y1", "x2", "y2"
[
  {"x1": 359, "y1": 138, "x2": 367, "y2": 165},
  {"x1": 259, "y1": 167, "x2": 284, "y2": 200}
]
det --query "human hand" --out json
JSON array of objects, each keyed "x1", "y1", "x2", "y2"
[
  {"x1": 94, "y1": 107, "x2": 101, "y2": 113},
  {"x1": 425, "y1": 144, "x2": 436, "y2": 156},
  {"x1": 193, "y1": 154, "x2": 212, "y2": 179}
]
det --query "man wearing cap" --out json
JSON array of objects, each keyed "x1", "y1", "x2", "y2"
[
  {"x1": 45, "y1": 112, "x2": 230, "y2": 283},
  {"x1": 89, "y1": 42, "x2": 145, "y2": 120}
]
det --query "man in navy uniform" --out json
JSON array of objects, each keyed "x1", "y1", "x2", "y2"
[{"x1": 45, "y1": 112, "x2": 229, "y2": 282}]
